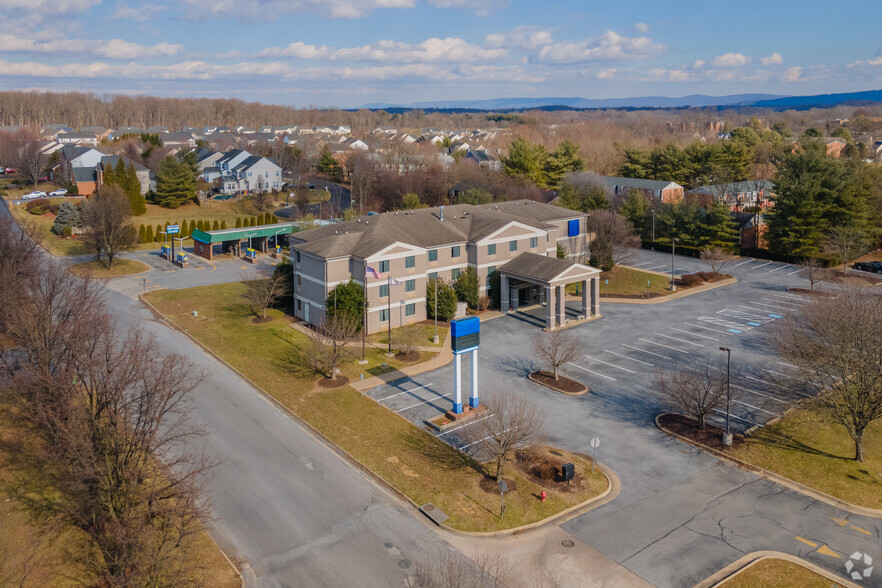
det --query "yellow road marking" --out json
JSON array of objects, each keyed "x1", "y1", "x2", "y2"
[
  {"x1": 831, "y1": 517, "x2": 848, "y2": 526},
  {"x1": 816, "y1": 545, "x2": 840, "y2": 558},
  {"x1": 240, "y1": 265, "x2": 247, "y2": 269},
  {"x1": 795, "y1": 536, "x2": 818, "y2": 548},
  {"x1": 850, "y1": 525, "x2": 872, "y2": 535}
]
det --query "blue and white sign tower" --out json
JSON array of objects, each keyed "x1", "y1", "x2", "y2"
[{"x1": 450, "y1": 316, "x2": 480, "y2": 413}]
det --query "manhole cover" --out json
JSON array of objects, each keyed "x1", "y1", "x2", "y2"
[
  {"x1": 398, "y1": 559, "x2": 413, "y2": 569},
  {"x1": 561, "y1": 540, "x2": 575, "y2": 548},
  {"x1": 423, "y1": 504, "x2": 435, "y2": 512}
]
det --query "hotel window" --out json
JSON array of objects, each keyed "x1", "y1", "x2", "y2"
[
  {"x1": 428, "y1": 272, "x2": 438, "y2": 281},
  {"x1": 295, "y1": 251, "x2": 301, "y2": 262},
  {"x1": 405, "y1": 303, "x2": 416, "y2": 316},
  {"x1": 405, "y1": 255, "x2": 415, "y2": 268},
  {"x1": 451, "y1": 246, "x2": 461, "y2": 258},
  {"x1": 379, "y1": 284, "x2": 389, "y2": 298},
  {"x1": 379, "y1": 260, "x2": 389, "y2": 272},
  {"x1": 488, "y1": 243, "x2": 496, "y2": 255},
  {"x1": 530, "y1": 237, "x2": 538, "y2": 249},
  {"x1": 509, "y1": 240, "x2": 517, "y2": 252},
  {"x1": 379, "y1": 309, "x2": 389, "y2": 322},
  {"x1": 451, "y1": 268, "x2": 461, "y2": 280},
  {"x1": 428, "y1": 249, "x2": 438, "y2": 262},
  {"x1": 405, "y1": 279, "x2": 415, "y2": 292}
]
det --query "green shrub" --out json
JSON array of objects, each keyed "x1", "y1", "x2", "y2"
[
  {"x1": 427, "y1": 278, "x2": 458, "y2": 321},
  {"x1": 25, "y1": 198, "x2": 49, "y2": 211},
  {"x1": 453, "y1": 265, "x2": 480, "y2": 310}
]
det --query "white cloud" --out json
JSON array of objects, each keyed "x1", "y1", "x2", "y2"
[
  {"x1": 427, "y1": 0, "x2": 508, "y2": 16},
  {"x1": 111, "y1": 2, "x2": 167, "y2": 21},
  {"x1": 633, "y1": 22, "x2": 650, "y2": 33},
  {"x1": 782, "y1": 66, "x2": 802, "y2": 82},
  {"x1": 179, "y1": 0, "x2": 415, "y2": 20},
  {"x1": 645, "y1": 67, "x2": 691, "y2": 81},
  {"x1": 692, "y1": 59, "x2": 705, "y2": 68},
  {"x1": 0, "y1": 0, "x2": 98, "y2": 12},
  {"x1": 0, "y1": 35, "x2": 183, "y2": 59},
  {"x1": 534, "y1": 30, "x2": 663, "y2": 64},
  {"x1": 712, "y1": 52, "x2": 751, "y2": 67},
  {"x1": 214, "y1": 50, "x2": 244, "y2": 59},
  {"x1": 760, "y1": 52, "x2": 783, "y2": 65},
  {"x1": 595, "y1": 68, "x2": 616, "y2": 79},
  {"x1": 256, "y1": 37, "x2": 507, "y2": 63},
  {"x1": 485, "y1": 26, "x2": 552, "y2": 49}
]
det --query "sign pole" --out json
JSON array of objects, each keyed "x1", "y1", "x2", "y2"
[
  {"x1": 387, "y1": 274, "x2": 392, "y2": 354},
  {"x1": 590, "y1": 437, "x2": 600, "y2": 473},
  {"x1": 362, "y1": 260, "x2": 366, "y2": 362}
]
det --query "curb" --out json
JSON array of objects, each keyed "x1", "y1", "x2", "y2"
[
  {"x1": 599, "y1": 276, "x2": 737, "y2": 305},
  {"x1": 693, "y1": 550, "x2": 858, "y2": 588},
  {"x1": 655, "y1": 414, "x2": 882, "y2": 519},
  {"x1": 527, "y1": 372, "x2": 588, "y2": 396},
  {"x1": 139, "y1": 293, "x2": 617, "y2": 538}
]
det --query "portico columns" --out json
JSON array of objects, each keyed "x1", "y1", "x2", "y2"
[
  {"x1": 581, "y1": 278, "x2": 589, "y2": 317},
  {"x1": 591, "y1": 276, "x2": 600, "y2": 316},
  {"x1": 546, "y1": 284, "x2": 556, "y2": 330},
  {"x1": 500, "y1": 274, "x2": 510, "y2": 312},
  {"x1": 557, "y1": 284, "x2": 566, "y2": 327}
]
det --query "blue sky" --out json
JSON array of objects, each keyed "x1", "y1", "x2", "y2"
[{"x1": 1, "y1": 0, "x2": 881, "y2": 108}]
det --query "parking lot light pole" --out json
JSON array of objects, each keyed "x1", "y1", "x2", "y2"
[
  {"x1": 651, "y1": 209, "x2": 656, "y2": 243},
  {"x1": 720, "y1": 346, "x2": 732, "y2": 446},
  {"x1": 670, "y1": 237, "x2": 678, "y2": 292}
]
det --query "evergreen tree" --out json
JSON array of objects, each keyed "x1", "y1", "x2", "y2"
[
  {"x1": 138, "y1": 224, "x2": 146, "y2": 243},
  {"x1": 271, "y1": 214, "x2": 278, "y2": 224},
  {"x1": 619, "y1": 189, "x2": 650, "y2": 239},
  {"x1": 197, "y1": 220, "x2": 205, "y2": 232},
  {"x1": 545, "y1": 140, "x2": 585, "y2": 188},
  {"x1": 453, "y1": 265, "x2": 480, "y2": 310},
  {"x1": 102, "y1": 161, "x2": 117, "y2": 187},
  {"x1": 251, "y1": 216, "x2": 258, "y2": 227},
  {"x1": 188, "y1": 219, "x2": 196, "y2": 235},
  {"x1": 235, "y1": 217, "x2": 242, "y2": 228},
  {"x1": 501, "y1": 138, "x2": 549, "y2": 187},
  {"x1": 51, "y1": 200, "x2": 81, "y2": 235},
  {"x1": 212, "y1": 220, "x2": 219, "y2": 231},
  {"x1": 618, "y1": 148, "x2": 651, "y2": 179},
  {"x1": 701, "y1": 201, "x2": 739, "y2": 248},
  {"x1": 124, "y1": 162, "x2": 146, "y2": 216},
  {"x1": 154, "y1": 155, "x2": 195, "y2": 209},
  {"x1": 145, "y1": 225, "x2": 154, "y2": 243},
  {"x1": 426, "y1": 278, "x2": 458, "y2": 321},
  {"x1": 326, "y1": 279, "x2": 367, "y2": 330},
  {"x1": 221, "y1": 220, "x2": 228, "y2": 230},
  {"x1": 155, "y1": 224, "x2": 162, "y2": 242}
]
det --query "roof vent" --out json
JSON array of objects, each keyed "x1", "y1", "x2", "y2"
[{"x1": 440, "y1": 205, "x2": 445, "y2": 222}]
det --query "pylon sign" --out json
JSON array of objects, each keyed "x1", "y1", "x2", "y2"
[{"x1": 450, "y1": 317, "x2": 480, "y2": 413}]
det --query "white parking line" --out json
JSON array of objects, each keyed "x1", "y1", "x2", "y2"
[
  {"x1": 768, "y1": 265, "x2": 791, "y2": 273},
  {"x1": 734, "y1": 259, "x2": 754, "y2": 267},
  {"x1": 772, "y1": 292, "x2": 809, "y2": 301},
  {"x1": 653, "y1": 332, "x2": 704, "y2": 347},
  {"x1": 645, "y1": 265, "x2": 669, "y2": 271},
  {"x1": 639, "y1": 338, "x2": 689, "y2": 353},
  {"x1": 622, "y1": 343, "x2": 670, "y2": 360},
  {"x1": 712, "y1": 409, "x2": 759, "y2": 427},
  {"x1": 786, "y1": 269, "x2": 802, "y2": 276},
  {"x1": 747, "y1": 301, "x2": 791, "y2": 311},
  {"x1": 766, "y1": 295, "x2": 804, "y2": 305},
  {"x1": 378, "y1": 382, "x2": 434, "y2": 402},
  {"x1": 685, "y1": 322, "x2": 733, "y2": 335},
  {"x1": 567, "y1": 362, "x2": 617, "y2": 381},
  {"x1": 395, "y1": 392, "x2": 452, "y2": 413},
  {"x1": 776, "y1": 361, "x2": 799, "y2": 369},
  {"x1": 732, "y1": 385, "x2": 790, "y2": 404},
  {"x1": 632, "y1": 262, "x2": 652, "y2": 267},
  {"x1": 604, "y1": 350, "x2": 653, "y2": 367},
  {"x1": 670, "y1": 327, "x2": 719, "y2": 341},
  {"x1": 583, "y1": 355, "x2": 636, "y2": 373},
  {"x1": 751, "y1": 261, "x2": 774, "y2": 270},
  {"x1": 460, "y1": 427, "x2": 514, "y2": 450},
  {"x1": 733, "y1": 399, "x2": 777, "y2": 415},
  {"x1": 761, "y1": 368, "x2": 811, "y2": 383},
  {"x1": 742, "y1": 374, "x2": 791, "y2": 390},
  {"x1": 436, "y1": 414, "x2": 493, "y2": 437}
]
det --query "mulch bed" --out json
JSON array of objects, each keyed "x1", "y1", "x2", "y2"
[
  {"x1": 317, "y1": 375, "x2": 350, "y2": 388},
  {"x1": 395, "y1": 351, "x2": 422, "y2": 363},
  {"x1": 788, "y1": 288, "x2": 836, "y2": 297},
  {"x1": 515, "y1": 446, "x2": 589, "y2": 494},
  {"x1": 658, "y1": 413, "x2": 746, "y2": 451},
  {"x1": 529, "y1": 371, "x2": 587, "y2": 395},
  {"x1": 827, "y1": 272, "x2": 882, "y2": 285},
  {"x1": 600, "y1": 292, "x2": 667, "y2": 299},
  {"x1": 478, "y1": 476, "x2": 517, "y2": 494}
]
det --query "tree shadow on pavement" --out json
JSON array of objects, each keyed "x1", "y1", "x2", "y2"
[{"x1": 402, "y1": 430, "x2": 486, "y2": 476}]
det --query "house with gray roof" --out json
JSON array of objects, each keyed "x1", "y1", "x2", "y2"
[
  {"x1": 568, "y1": 173, "x2": 684, "y2": 204},
  {"x1": 289, "y1": 200, "x2": 599, "y2": 333},
  {"x1": 686, "y1": 180, "x2": 775, "y2": 212},
  {"x1": 209, "y1": 149, "x2": 282, "y2": 194}
]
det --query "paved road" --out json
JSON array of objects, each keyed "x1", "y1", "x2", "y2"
[
  {"x1": 276, "y1": 175, "x2": 351, "y2": 220},
  {"x1": 382, "y1": 250, "x2": 882, "y2": 587}
]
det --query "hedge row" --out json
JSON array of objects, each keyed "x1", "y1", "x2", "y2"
[
  {"x1": 136, "y1": 213, "x2": 279, "y2": 244},
  {"x1": 641, "y1": 241, "x2": 838, "y2": 267}
]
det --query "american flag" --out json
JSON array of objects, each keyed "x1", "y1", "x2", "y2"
[{"x1": 366, "y1": 266, "x2": 382, "y2": 280}]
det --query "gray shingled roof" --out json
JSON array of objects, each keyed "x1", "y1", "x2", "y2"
[
  {"x1": 499, "y1": 251, "x2": 598, "y2": 283},
  {"x1": 291, "y1": 200, "x2": 582, "y2": 260},
  {"x1": 569, "y1": 173, "x2": 682, "y2": 191}
]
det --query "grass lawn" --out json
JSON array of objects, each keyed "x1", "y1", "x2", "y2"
[
  {"x1": 726, "y1": 409, "x2": 882, "y2": 509},
  {"x1": 567, "y1": 265, "x2": 673, "y2": 298},
  {"x1": 307, "y1": 189, "x2": 331, "y2": 204},
  {"x1": 369, "y1": 323, "x2": 448, "y2": 348},
  {"x1": 145, "y1": 282, "x2": 609, "y2": 532},
  {"x1": 720, "y1": 558, "x2": 842, "y2": 588},
  {"x1": 69, "y1": 258, "x2": 151, "y2": 278}
]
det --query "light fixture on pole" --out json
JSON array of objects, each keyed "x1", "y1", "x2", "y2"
[
  {"x1": 433, "y1": 277, "x2": 439, "y2": 344},
  {"x1": 651, "y1": 209, "x2": 656, "y2": 243},
  {"x1": 719, "y1": 346, "x2": 732, "y2": 446},
  {"x1": 670, "y1": 237, "x2": 678, "y2": 292}
]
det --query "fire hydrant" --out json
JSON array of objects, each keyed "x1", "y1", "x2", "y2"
[{"x1": 540, "y1": 490, "x2": 547, "y2": 502}]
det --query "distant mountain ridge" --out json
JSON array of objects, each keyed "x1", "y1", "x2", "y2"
[{"x1": 359, "y1": 89, "x2": 882, "y2": 111}]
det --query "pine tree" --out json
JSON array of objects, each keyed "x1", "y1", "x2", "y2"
[
  {"x1": 154, "y1": 155, "x2": 196, "y2": 209},
  {"x1": 701, "y1": 201, "x2": 739, "y2": 248},
  {"x1": 197, "y1": 220, "x2": 204, "y2": 232},
  {"x1": 271, "y1": 214, "x2": 278, "y2": 224},
  {"x1": 145, "y1": 224, "x2": 154, "y2": 243},
  {"x1": 221, "y1": 220, "x2": 228, "y2": 230},
  {"x1": 212, "y1": 220, "x2": 219, "y2": 230},
  {"x1": 52, "y1": 200, "x2": 81, "y2": 235},
  {"x1": 138, "y1": 224, "x2": 146, "y2": 243},
  {"x1": 251, "y1": 216, "x2": 258, "y2": 227},
  {"x1": 235, "y1": 217, "x2": 242, "y2": 228},
  {"x1": 188, "y1": 219, "x2": 196, "y2": 235},
  {"x1": 103, "y1": 161, "x2": 117, "y2": 187},
  {"x1": 155, "y1": 224, "x2": 162, "y2": 242}
]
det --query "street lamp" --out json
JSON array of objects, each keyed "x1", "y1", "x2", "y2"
[
  {"x1": 719, "y1": 346, "x2": 732, "y2": 446},
  {"x1": 651, "y1": 209, "x2": 656, "y2": 244},
  {"x1": 670, "y1": 237, "x2": 678, "y2": 292}
]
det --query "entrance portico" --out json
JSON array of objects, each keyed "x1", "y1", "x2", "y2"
[{"x1": 499, "y1": 252, "x2": 601, "y2": 330}]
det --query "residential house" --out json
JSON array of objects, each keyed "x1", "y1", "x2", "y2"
[
  {"x1": 685, "y1": 180, "x2": 775, "y2": 212},
  {"x1": 825, "y1": 138, "x2": 847, "y2": 158},
  {"x1": 343, "y1": 137, "x2": 369, "y2": 151},
  {"x1": 213, "y1": 151, "x2": 283, "y2": 195},
  {"x1": 465, "y1": 149, "x2": 501, "y2": 170},
  {"x1": 571, "y1": 174, "x2": 684, "y2": 204},
  {"x1": 289, "y1": 200, "x2": 597, "y2": 333},
  {"x1": 56, "y1": 131, "x2": 101, "y2": 147},
  {"x1": 71, "y1": 168, "x2": 98, "y2": 196},
  {"x1": 97, "y1": 155, "x2": 154, "y2": 195},
  {"x1": 160, "y1": 131, "x2": 197, "y2": 148},
  {"x1": 448, "y1": 141, "x2": 469, "y2": 154}
]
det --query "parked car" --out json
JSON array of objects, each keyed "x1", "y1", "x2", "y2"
[
  {"x1": 853, "y1": 261, "x2": 882, "y2": 275},
  {"x1": 4, "y1": 168, "x2": 17, "y2": 174},
  {"x1": 49, "y1": 188, "x2": 68, "y2": 197},
  {"x1": 38, "y1": 175, "x2": 50, "y2": 183},
  {"x1": 21, "y1": 191, "x2": 47, "y2": 201}
]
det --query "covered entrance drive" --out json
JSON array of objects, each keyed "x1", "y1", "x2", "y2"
[
  {"x1": 499, "y1": 252, "x2": 601, "y2": 330},
  {"x1": 191, "y1": 223, "x2": 296, "y2": 261}
]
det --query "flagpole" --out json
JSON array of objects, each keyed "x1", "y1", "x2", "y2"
[
  {"x1": 362, "y1": 259, "x2": 366, "y2": 362},
  {"x1": 387, "y1": 274, "x2": 392, "y2": 354}
]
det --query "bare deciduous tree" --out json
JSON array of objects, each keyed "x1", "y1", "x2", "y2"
[
  {"x1": 466, "y1": 392, "x2": 546, "y2": 480},
  {"x1": 394, "y1": 325, "x2": 424, "y2": 357},
  {"x1": 584, "y1": 210, "x2": 640, "y2": 271},
  {"x1": 348, "y1": 150, "x2": 378, "y2": 215},
  {"x1": 699, "y1": 246, "x2": 736, "y2": 276},
  {"x1": 292, "y1": 316, "x2": 360, "y2": 381},
  {"x1": 411, "y1": 549, "x2": 510, "y2": 588},
  {"x1": 14, "y1": 134, "x2": 48, "y2": 188},
  {"x1": 654, "y1": 359, "x2": 732, "y2": 430},
  {"x1": 80, "y1": 185, "x2": 137, "y2": 267},
  {"x1": 242, "y1": 271, "x2": 287, "y2": 318},
  {"x1": 824, "y1": 226, "x2": 870, "y2": 274},
  {"x1": 532, "y1": 329, "x2": 581, "y2": 381},
  {"x1": 251, "y1": 190, "x2": 276, "y2": 214},
  {"x1": 797, "y1": 257, "x2": 829, "y2": 291},
  {"x1": 771, "y1": 288, "x2": 882, "y2": 461}
]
